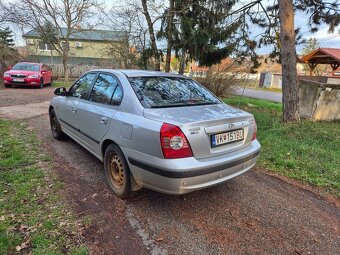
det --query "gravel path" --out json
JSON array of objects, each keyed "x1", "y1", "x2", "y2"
[
  {"x1": 2, "y1": 87, "x2": 339, "y2": 255},
  {"x1": 0, "y1": 86, "x2": 55, "y2": 107}
]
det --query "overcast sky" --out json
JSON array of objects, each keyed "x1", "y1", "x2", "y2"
[{"x1": 9, "y1": 0, "x2": 340, "y2": 55}]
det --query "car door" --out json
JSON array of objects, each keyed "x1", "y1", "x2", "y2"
[
  {"x1": 57, "y1": 72, "x2": 97, "y2": 137},
  {"x1": 78, "y1": 73, "x2": 123, "y2": 152}
]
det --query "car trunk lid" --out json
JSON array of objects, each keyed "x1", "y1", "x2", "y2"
[{"x1": 143, "y1": 103, "x2": 256, "y2": 159}]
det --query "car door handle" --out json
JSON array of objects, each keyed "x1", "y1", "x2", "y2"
[
  {"x1": 72, "y1": 108, "x2": 77, "y2": 114},
  {"x1": 99, "y1": 117, "x2": 108, "y2": 124}
]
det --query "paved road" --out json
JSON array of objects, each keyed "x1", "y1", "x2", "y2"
[
  {"x1": 1, "y1": 87, "x2": 339, "y2": 255},
  {"x1": 235, "y1": 87, "x2": 282, "y2": 103}
]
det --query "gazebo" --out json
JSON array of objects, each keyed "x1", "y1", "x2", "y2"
[{"x1": 302, "y1": 48, "x2": 340, "y2": 76}]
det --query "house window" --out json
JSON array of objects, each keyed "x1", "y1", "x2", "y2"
[{"x1": 38, "y1": 41, "x2": 52, "y2": 51}]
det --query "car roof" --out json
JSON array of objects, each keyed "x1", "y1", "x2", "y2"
[
  {"x1": 16, "y1": 62, "x2": 42, "y2": 65},
  {"x1": 90, "y1": 69, "x2": 188, "y2": 78}
]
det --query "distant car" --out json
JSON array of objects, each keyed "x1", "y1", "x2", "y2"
[
  {"x1": 3, "y1": 62, "x2": 53, "y2": 88},
  {"x1": 49, "y1": 70, "x2": 261, "y2": 197}
]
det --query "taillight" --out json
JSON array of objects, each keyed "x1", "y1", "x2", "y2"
[
  {"x1": 252, "y1": 121, "x2": 257, "y2": 141},
  {"x1": 160, "y1": 123, "x2": 193, "y2": 159}
]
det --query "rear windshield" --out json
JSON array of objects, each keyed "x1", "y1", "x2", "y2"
[
  {"x1": 129, "y1": 76, "x2": 220, "y2": 108},
  {"x1": 12, "y1": 63, "x2": 40, "y2": 71}
]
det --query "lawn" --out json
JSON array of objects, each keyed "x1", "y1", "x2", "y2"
[
  {"x1": 52, "y1": 80, "x2": 73, "y2": 88},
  {"x1": 224, "y1": 96, "x2": 340, "y2": 196},
  {"x1": 0, "y1": 120, "x2": 88, "y2": 255}
]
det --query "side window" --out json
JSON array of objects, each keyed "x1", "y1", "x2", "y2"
[
  {"x1": 111, "y1": 85, "x2": 123, "y2": 105},
  {"x1": 89, "y1": 74, "x2": 119, "y2": 105},
  {"x1": 70, "y1": 73, "x2": 97, "y2": 99}
]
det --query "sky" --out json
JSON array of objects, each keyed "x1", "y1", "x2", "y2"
[{"x1": 8, "y1": 0, "x2": 340, "y2": 55}]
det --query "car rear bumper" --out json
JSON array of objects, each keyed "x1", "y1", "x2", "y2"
[{"x1": 124, "y1": 140, "x2": 261, "y2": 195}]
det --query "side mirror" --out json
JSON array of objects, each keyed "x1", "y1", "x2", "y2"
[
  {"x1": 54, "y1": 87, "x2": 68, "y2": 96},
  {"x1": 7, "y1": 66, "x2": 12, "y2": 71}
]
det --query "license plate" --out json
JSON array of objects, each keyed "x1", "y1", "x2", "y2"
[
  {"x1": 13, "y1": 78, "x2": 24, "y2": 82},
  {"x1": 211, "y1": 129, "x2": 244, "y2": 147}
]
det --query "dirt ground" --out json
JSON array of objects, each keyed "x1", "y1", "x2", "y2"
[{"x1": 1, "y1": 87, "x2": 339, "y2": 255}]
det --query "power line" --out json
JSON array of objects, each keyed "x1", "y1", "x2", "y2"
[{"x1": 319, "y1": 34, "x2": 340, "y2": 42}]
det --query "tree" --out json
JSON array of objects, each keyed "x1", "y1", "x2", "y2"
[
  {"x1": 104, "y1": 2, "x2": 151, "y2": 69},
  {"x1": 301, "y1": 38, "x2": 320, "y2": 56},
  {"x1": 0, "y1": 27, "x2": 20, "y2": 74},
  {"x1": 164, "y1": 0, "x2": 175, "y2": 72},
  {"x1": 278, "y1": 0, "x2": 300, "y2": 122},
  {"x1": 158, "y1": 0, "x2": 260, "y2": 74},
  {"x1": 0, "y1": 27, "x2": 14, "y2": 46},
  {"x1": 3, "y1": 0, "x2": 99, "y2": 81},
  {"x1": 141, "y1": 0, "x2": 162, "y2": 71},
  {"x1": 226, "y1": 0, "x2": 339, "y2": 122}
]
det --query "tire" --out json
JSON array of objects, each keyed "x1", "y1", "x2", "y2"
[
  {"x1": 104, "y1": 144, "x2": 131, "y2": 198},
  {"x1": 49, "y1": 109, "x2": 65, "y2": 140},
  {"x1": 4, "y1": 84, "x2": 11, "y2": 88},
  {"x1": 39, "y1": 79, "x2": 44, "y2": 89},
  {"x1": 49, "y1": 77, "x2": 53, "y2": 86}
]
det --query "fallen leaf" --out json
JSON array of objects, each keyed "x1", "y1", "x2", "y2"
[
  {"x1": 15, "y1": 241, "x2": 29, "y2": 252},
  {"x1": 20, "y1": 225, "x2": 29, "y2": 231},
  {"x1": 92, "y1": 193, "x2": 98, "y2": 198}
]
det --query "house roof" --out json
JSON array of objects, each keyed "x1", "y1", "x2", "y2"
[
  {"x1": 23, "y1": 28, "x2": 126, "y2": 42},
  {"x1": 302, "y1": 48, "x2": 340, "y2": 64}
]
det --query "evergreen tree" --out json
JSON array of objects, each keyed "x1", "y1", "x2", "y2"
[
  {"x1": 158, "y1": 0, "x2": 260, "y2": 74},
  {"x1": 0, "y1": 27, "x2": 14, "y2": 47}
]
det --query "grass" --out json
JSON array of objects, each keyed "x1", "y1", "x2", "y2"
[
  {"x1": 0, "y1": 120, "x2": 88, "y2": 255},
  {"x1": 223, "y1": 96, "x2": 340, "y2": 196},
  {"x1": 52, "y1": 80, "x2": 73, "y2": 88}
]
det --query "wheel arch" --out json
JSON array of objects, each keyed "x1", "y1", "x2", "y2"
[
  {"x1": 101, "y1": 139, "x2": 119, "y2": 159},
  {"x1": 101, "y1": 139, "x2": 142, "y2": 192}
]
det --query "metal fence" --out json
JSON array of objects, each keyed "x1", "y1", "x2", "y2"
[{"x1": 50, "y1": 64, "x2": 99, "y2": 78}]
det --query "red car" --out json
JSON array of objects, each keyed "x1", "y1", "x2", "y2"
[{"x1": 3, "y1": 62, "x2": 53, "y2": 88}]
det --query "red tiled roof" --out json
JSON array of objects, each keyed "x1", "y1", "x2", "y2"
[
  {"x1": 302, "y1": 48, "x2": 340, "y2": 62},
  {"x1": 321, "y1": 48, "x2": 340, "y2": 61}
]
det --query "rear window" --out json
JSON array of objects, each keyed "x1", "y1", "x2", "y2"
[
  {"x1": 12, "y1": 63, "x2": 40, "y2": 71},
  {"x1": 129, "y1": 77, "x2": 220, "y2": 108}
]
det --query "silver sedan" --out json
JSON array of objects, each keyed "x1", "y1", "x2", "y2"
[{"x1": 49, "y1": 70, "x2": 261, "y2": 197}]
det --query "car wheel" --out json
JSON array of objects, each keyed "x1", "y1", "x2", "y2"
[
  {"x1": 4, "y1": 84, "x2": 11, "y2": 88},
  {"x1": 49, "y1": 109, "x2": 65, "y2": 140},
  {"x1": 104, "y1": 144, "x2": 131, "y2": 198},
  {"x1": 49, "y1": 77, "x2": 53, "y2": 86},
  {"x1": 39, "y1": 79, "x2": 44, "y2": 89}
]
